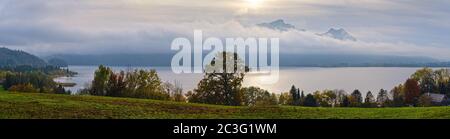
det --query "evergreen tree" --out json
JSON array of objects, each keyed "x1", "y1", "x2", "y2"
[
  {"x1": 376, "y1": 89, "x2": 389, "y2": 107},
  {"x1": 303, "y1": 94, "x2": 317, "y2": 107},
  {"x1": 364, "y1": 91, "x2": 375, "y2": 107},
  {"x1": 349, "y1": 89, "x2": 363, "y2": 107},
  {"x1": 289, "y1": 85, "x2": 301, "y2": 105},
  {"x1": 300, "y1": 91, "x2": 305, "y2": 106}
]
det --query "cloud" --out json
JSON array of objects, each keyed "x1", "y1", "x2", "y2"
[{"x1": 0, "y1": 0, "x2": 450, "y2": 60}]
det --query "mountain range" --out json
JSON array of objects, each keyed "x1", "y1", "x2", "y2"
[
  {"x1": 49, "y1": 53, "x2": 447, "y2": 67},
  {"x1": 257, "y1": 19, "x2": 357, "y2": 41},
  {"x1": 0, "y1": 47, "x2": 447, "y2": 67}
]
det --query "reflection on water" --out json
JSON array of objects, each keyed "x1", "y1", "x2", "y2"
[
  {"x1": 55, "y1": 66, "x2": 431, "y2": 95},
  {"x1": 243, "y1": 67, "x2": 420, "y2": 94}
]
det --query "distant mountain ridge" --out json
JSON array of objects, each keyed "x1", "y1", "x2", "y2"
[
  {"x1": 50, "y1": 54, "x2": 174, "y2": 66},
  {"x1": 280, "y1": 54, "x2": 439, "y2": 67},
  {"x1": 0, "y1": 47, "x2": 48, "y2": 67},
  {"x1": 50, "y1": 53, "x2": 447, "y2": 67},
  {"x1": 257, "y1": 19, "x2": 356, "y2": 41},
  {"x1": 318, "y1": 28, "x2": 357, "y2": 41},
  {"x1": 257, "y1": 19, "x2": 304, "y2": 32}
]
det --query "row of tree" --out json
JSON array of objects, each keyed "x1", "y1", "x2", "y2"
[
  {"x1": 0, "y1": 65, "x2": 76, "y2": 77},
  {"x1": 1, "y1": 71, "x2": 68, "y2": 94},
  {"x1": 183, "y1": 53, "x2": 450, "y2": 107},
  {"x1": 279, "y1": 87, "x2": 391, "y2": 107},
  {"x1": 83, "y1": 64, "x2": 276, "y2": 106},
  {"x1": 0, "y1": 64, "x2": 76, "y2": 94},
  {"x1": 187, "y1": 77, "x2": 444, "y2": 107},
  {"x1": 279, "y1": 68, "x2": 450, "y2": 107},
  {"x1": 83, "y1": 65, "x2": 185, "y2": 101}
]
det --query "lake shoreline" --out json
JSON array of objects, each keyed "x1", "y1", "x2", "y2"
[{"x1": 55, "y1": 66, "x2": 450, "y2": 95}]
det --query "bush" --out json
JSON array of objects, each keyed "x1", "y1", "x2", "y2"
[
  {"x1": 8, "y1": 84, "x2": 38, "y2": 93},
  {"x1": 172, "y1": 93, "x2": 187, "y2": 102},
  {"x1": 418, "y1": 95, "x2": 433, "y2": 107},
  {"x1": 54, "y1": 85, "x2": 70, "y2": 95}
]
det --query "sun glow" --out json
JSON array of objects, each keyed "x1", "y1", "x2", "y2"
[{"x1": 245, "y1": 0, "x2": 265, "y2": 8}]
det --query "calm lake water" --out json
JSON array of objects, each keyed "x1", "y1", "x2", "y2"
[{"x1": 55, "y1": 66, "x2": 439, "y2": 95}]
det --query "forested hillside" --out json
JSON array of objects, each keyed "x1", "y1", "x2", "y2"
[{"x1": 0, "y1": 48, "x2": 47, "y2": 67}]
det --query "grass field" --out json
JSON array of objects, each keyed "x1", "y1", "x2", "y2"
[{"x1": 1, "y1": 88, "x2": 450, "y2": 119}]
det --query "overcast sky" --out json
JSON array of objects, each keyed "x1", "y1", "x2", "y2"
[{"x1": 1, "y1": 0, "x2": 450, "y2": 59}]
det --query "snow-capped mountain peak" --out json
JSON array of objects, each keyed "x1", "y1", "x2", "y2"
[
  {"x1": 319, "y1": 28, "x2": 357, "y2": 41},
  {"x1": 257, "y1": 20, "x2": 357, "y2": 41},
  {"x1": 257, "y1": 19, "x2": 302, "y2": 31}
]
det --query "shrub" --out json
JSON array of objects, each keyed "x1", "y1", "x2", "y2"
[
  {"x1": 8, "y1": 84, "x2": 38, "y2": 93},
  {"x1": 418, "y1": 95, "x2": 433, "y2": 107}
]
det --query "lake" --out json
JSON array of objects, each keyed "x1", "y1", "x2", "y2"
[{"x1": 55, "y1": 66, "x2": 437, "y2": 95}]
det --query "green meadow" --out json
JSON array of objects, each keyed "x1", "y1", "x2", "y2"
[{"x1": 1, "y1": 88, "x2": 450, "y2": 119}]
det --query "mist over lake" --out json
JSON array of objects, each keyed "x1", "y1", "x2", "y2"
[{"x1": 55, "y1": 66, "x2": 434, "y2": 96}]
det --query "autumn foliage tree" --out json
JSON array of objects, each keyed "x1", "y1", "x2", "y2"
[
  {"x1": 190, "y1": 52, "x2": 246, "y2": 106},
  {"x1": 90, "y1": 65, "x2": 112, "y2": 96},
  {"x1": 411, "y1": 68, "x2": 436, "y2": 94},
  {"x1": 391, "y1": 84, "x2": 405, "y2": 107},
  {"x1": 88, "y1": 65, "x2": 169, "y2": 100},
  {"x1": 411, "y1": 68, "x2": 450, "y2": 95},
  {"x1": 278, "y1": 92, "x2": 292, "y2": 105},
  {"x1": 404, "y1": 79, "x2": 421, "y2": 106}
]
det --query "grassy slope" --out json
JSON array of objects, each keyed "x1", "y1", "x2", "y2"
[{"x1": 1, "y1": 89, "x2": 450, "y2": 119}]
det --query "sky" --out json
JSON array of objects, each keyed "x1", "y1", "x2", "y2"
[{"x1": 1, "y1": 0, "x2": 450, "y2": 59}]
